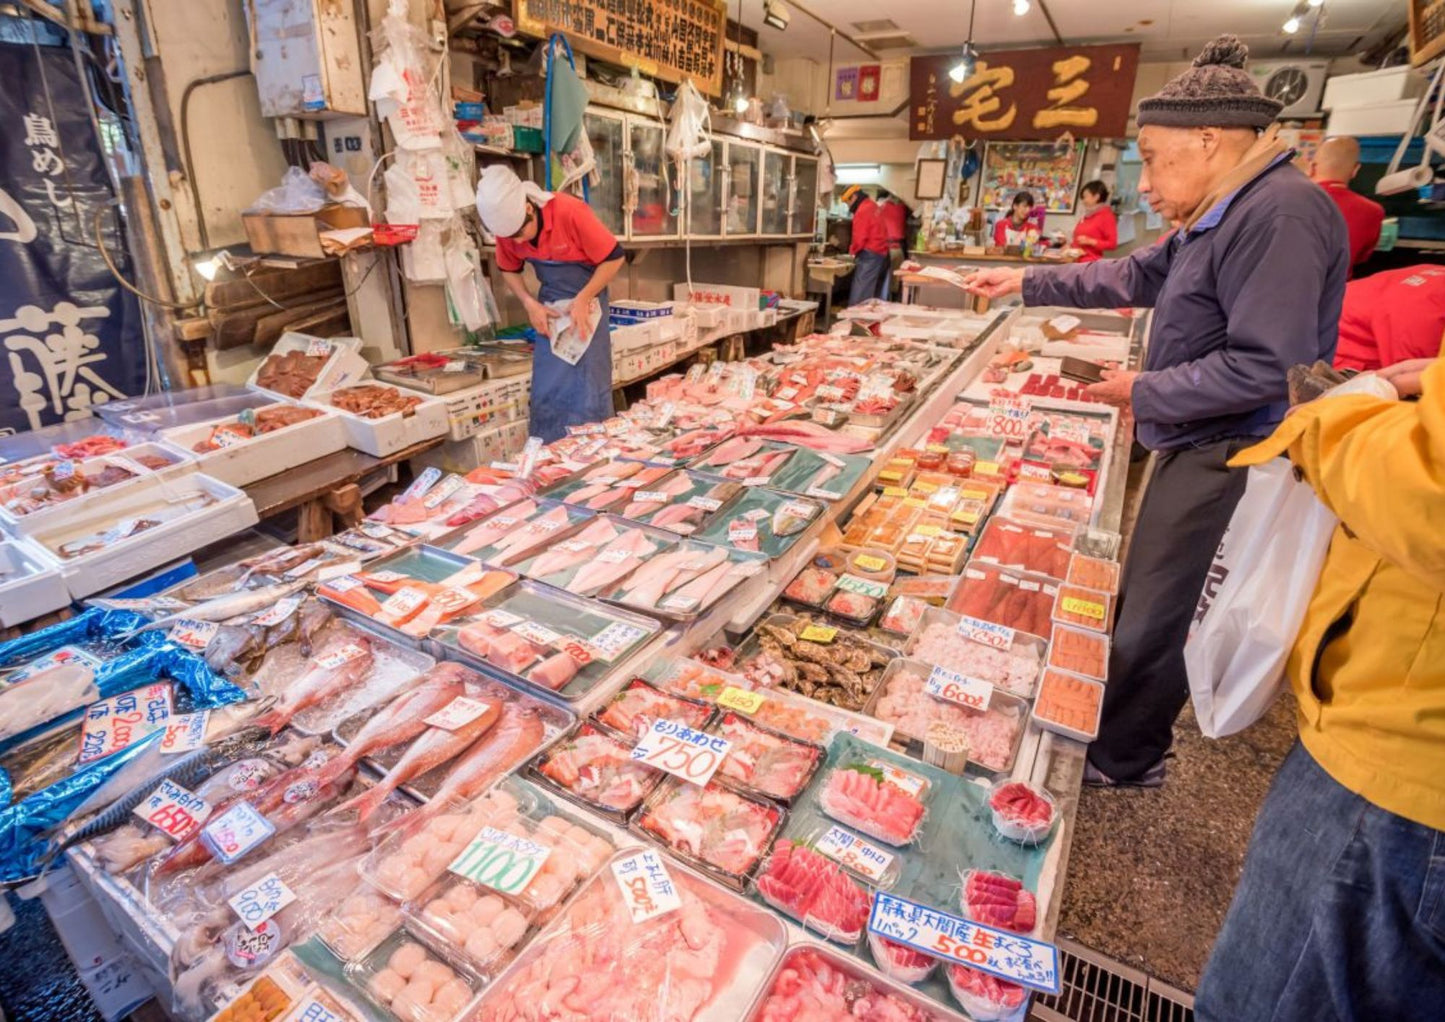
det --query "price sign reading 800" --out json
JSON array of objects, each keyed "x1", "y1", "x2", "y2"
[{"x1": 630, "y1": 718, "x2": 732, "y2": 786}]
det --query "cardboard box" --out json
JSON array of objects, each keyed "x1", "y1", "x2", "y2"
[{"x1": 242, "y1": 205, "x2": 369, "y2": 259}]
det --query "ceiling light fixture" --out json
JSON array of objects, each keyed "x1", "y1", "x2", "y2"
[
  {"x1": 1282, "y1": 14, "x2": 1301, "y2": 33},
  {"x1": 1307, "y1": 0, "x2": 1324, "y2": 6},
  {"x1": 949, "y1": 0, "x2": 979, "y2": 84},
  {"x1": 763, "y1": 0, "x2": 789, "y2": 31},
  {"x1": 1012, "y1": 0, "x2": 1030, "y2": 15}
]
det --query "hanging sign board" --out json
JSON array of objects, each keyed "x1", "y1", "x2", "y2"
[
  {"x1": 909, "y1": 43, "x2": 1140, "y2": 141},
  {"x1": 513, "y1": 0, "x2": 727, "y2": 96}
]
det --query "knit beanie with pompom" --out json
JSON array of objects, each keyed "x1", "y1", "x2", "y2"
[{"x1": 1137, "y1": 35, "x2": 1283, "y2": 129}]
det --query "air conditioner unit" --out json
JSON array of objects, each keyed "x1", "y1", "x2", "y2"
[{"x1": 1248, "y1": 61, "x2": 1329, "y2": 119}]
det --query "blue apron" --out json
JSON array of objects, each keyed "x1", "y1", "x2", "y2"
[
  {"x1": 527, "y1": 258, "x2": 614, "y2": 443},
  {"x1": 849, "y1": 249, "x2": 889, "y2": 307}
]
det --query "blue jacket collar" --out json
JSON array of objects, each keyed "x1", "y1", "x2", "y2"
[{"x1": 1183, "y1": 150, "x2": 1296, "y2": 242}]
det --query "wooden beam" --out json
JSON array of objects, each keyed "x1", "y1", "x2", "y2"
[
  {"x1": 209, "y1": 288, "x2": 344, "y2": 350},
  {"x1": 203, "y1": 262, "x2": 343, "y2": 311}
]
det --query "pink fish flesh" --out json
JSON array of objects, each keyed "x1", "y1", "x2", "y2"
[
  {"x1": 453, "y1": 500, "x2": 538, "y2": 555},
  {"x1": 566, "y1": 529, "x2": 658, "y2": 596}
]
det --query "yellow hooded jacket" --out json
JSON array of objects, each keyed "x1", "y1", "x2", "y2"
[{"x1": 1232, "y1": 358, "x2": 1445, "y2": 831}]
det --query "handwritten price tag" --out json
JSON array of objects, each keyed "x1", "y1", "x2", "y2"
[
  {"x1": 926, "y1": 665, "x2": 993, "y2": 711},
  {"x1": 835, "y1": 574, "x2": 888, "y2": 600},
  {"x1": 250, "y1": 595, "x2": 302, "y2": 627},
  {"x1": 201, "y1": 801, "x2": 275, "y2": 864},
  {"x1": 449, "y1": 826, "x2": 551, "y2": 895},
  {"x1": 986, "y1": 394, "x2": 1033, "y2": 442},
  {"x1": 631, "y1": 718, "x2": 732, "y2": 786},
  {"x1": 228, "y1": 872, "x2": 297, "y2": 930},
  {"x1": 305, "y1": 337, "x2": 332, "y2": 358},
  {"x1": 78, "y1": 683, "x2": 172, "y2": 766},
  {"x1": 159, "y1": 712, "x2": 209, "y2": 755},
  {"x1": 381, "y1": 587, "x2": 430, "y2": 618},
  {"x1": 484, "y1": 608, "x2": 524, "y2": 629},
  {"x1": 815, "y1": 825, "x2": 895, "y2": 883},
  {"x1": 634, "y1": 491, "x2": 669, "y2": 504},
  {"x1": 589, "y1": 621, "x2": 649, "y2": 661},
  {"x1": 401, "y1": 466, "x2": 442, "y2": 503},
  {"x1": 957, "y1": 615, "x2": 1016, "y2": 650},
  {"x1": 687, "y1": 495, "x2": 722, "y2": 512},
  {"x1": 422, "y1": 474, "x2": 465, "y2": 510},
  {"x1": 611, "y1": 848, "x2": 681, "y2": 923},
  {"x1": 868, "y1": 891, "x2": 1060, "y2": 994},
  {"x1": 717, "y1": 686, "x2": 765, "y2": 714},
  {"x1": 424, "y1": 696, "x2": 492, "y2": 731},
  {"x1": 133, "y1": 778, "x2": 211, "y2": 841},
  {"x1": 728, "y1": 520, "x2": 758, "y2": 545},
  {"x1": 513, "y1": 619, "x2": 562, "y2": 647},
  {"x1": 170, "y1": 619, "x2": 219, "y2": 650},
  {"x1": 870, "y1": 759, "x2": 928, "y2": 798}
]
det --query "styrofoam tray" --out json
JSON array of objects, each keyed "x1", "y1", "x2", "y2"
[
  {"x1": 305, "y1": 383, "x2": 450, "y2": 457},
  {"x1": 27, "y1": 473, "x2": 259, "y2": 598},
  {"x1": 245, "y1": 332, "x2": 368, "y2": 402},
  {"x1": 159, "y1": 404, "x2": 347, "y2": 487},
  {"x1": 0, "y1": 536, "x2": 70, "y2": 627},
  {"x1": 0, "y1": 442, "x2": 197, "y2": 537}
]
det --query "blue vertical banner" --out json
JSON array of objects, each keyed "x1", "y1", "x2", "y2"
[{"x1": 0, "y1": 39, "x2": 146, "y2": 436}]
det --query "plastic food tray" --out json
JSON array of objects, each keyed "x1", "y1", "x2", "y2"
[
  {"x1": 742, "y1": 942, "x2": 967, "y2": 1021},
  {"x1": 28, "y1": 473, "x2": 258, "y2": 599},
  {"x1": 288, "y1": 618, "x2": 435, "y2": 736},
  {"x1": 160, "y1": 404, "x2": 348, "y2": 488},
  {"x1": 306, "y1": 384, "x2": 450, "y2": 457},
  {"x1": 0, "y1": 537, "x2": 70, "y2": 627},
  {"x1": 903, "y1": 605, "x2": 1048, "y2": 699},
  {"x1": 0, "y1": 442, "x2": 196, "y2": 537},
  {"x1": 1031, "y1": 668, "x2": 1104, "y2": 743},
  {"x1": 245, "y1": 332, "x2": 368, "y2": 402}
]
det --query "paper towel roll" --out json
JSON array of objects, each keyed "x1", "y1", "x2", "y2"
[{"x1": 1376, "y1": 165, "x2": 1433, "y2": 196}]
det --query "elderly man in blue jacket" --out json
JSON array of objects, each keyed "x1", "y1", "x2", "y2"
[{"x1": 967, "y1": 36, "x2": 1348, "y2": 788}]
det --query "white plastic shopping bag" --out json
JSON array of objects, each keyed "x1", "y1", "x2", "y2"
[{"x1": 1184, "y1": 458, "x2": 1336, "y2": 737}]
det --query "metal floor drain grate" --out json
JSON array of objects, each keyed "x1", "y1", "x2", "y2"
[{"x1": 1029, "y1": 939, "x2": 1195, "y2": 1022}]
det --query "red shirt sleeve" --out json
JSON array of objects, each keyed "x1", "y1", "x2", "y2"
[
  {"x1": 881, "y1": 202, "x2": 906, "y2": 244},
  {"x1": 556, "y1": 194, "x2": 622, "y2": 266},
  {"x1": 993, "y1": 219, "x2": 1008, "y2": 248},
  {"x1": 1097, "y1": 208, "x2": 1118, "y2": 253},
  {"x1": 495, "y1": 238, "x2": 524, "y2": 273}
]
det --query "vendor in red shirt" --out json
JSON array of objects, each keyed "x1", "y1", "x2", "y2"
[
  {"x1": 992, "y1": 191, "x2": 1037, "y2": 249},
  {"x1": 844, "y1": 185, "x2": 890, "y2": 306},
  {"x1": 1334, "y1": 264, "x2": 1445, "y2": 372},
  {"x1": 475, "y1": 165, "x2": 625, "y2": 442},
  {"x1": 878, "y1": 190, "x2": 910, "y2": 297},
  {"x1": 1072, "y1": 180, "x2": 1118, "y2": 263},
  {"x1": 1310, "y1": 136, "x2": 1384, "y2": 276}
]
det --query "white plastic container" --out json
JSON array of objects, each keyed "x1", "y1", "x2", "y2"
[
  {"x1": 1327, "y1": 99, "x2": 1421, "y2": 137},
  {"x1": 160, "y1": 404, "x2": 347, "y2": 487},
  {"x1": 1322, "y1": 66, "x2": 1426, "y2": 110},
  {"x1": 307, "y1": 384, "x2": 450, "y2": 456},
  {"x1": 28, "y1": 473, "x2": 259, "y2": 598},
  {"x1": 246, "y1": 331, "x2": 369, "y2": 402},
  {"x1": 0, "y1": 536, "x2": 71, "y2": 626},
  {"x1": 0, "y1": 442, "x2": 196, "y2": 537}
]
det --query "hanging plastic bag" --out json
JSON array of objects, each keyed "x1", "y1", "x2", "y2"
[
  {"x1": 247, "y1": 167, "x2": 326, "y2": 214},
  {"x1": 368, "y1": 0, "x2": 444, "y2": 150},
  {"x1": 666, "y1": 80, "x2": 712, "y2": 162},
  {"x1": 445, "y1": 234, "x2": 496, "y2": 332}
]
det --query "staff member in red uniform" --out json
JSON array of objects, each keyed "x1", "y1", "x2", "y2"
[
  {"x1": 878, "y1": 189, "x2": 910, "y2": 297},
  {"x1": 1310, "y1": 136, "x2": 1384, "y2": 276},
  {"x1": 475, "y1": 165, "x2": 625, "y2": 443},
  {"x1": 843, "y1": 185, "x2": 890, "y2": 306},
  {"x1": 1072, "y1": 180, "x2": 1118, "y2": 262},
  {"x1": 1334, "y1": 264, "x2": 1445, "y2": 372},
  {"x1": 992, "y1": 191, "x2": 1037, "y2": 248}
]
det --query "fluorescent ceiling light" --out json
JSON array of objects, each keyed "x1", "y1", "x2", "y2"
[
  {"x1": 763, "y1": 0, "x2": 789, "y2": 30},
  {"x1": 1012, "y1": 0, "x2": 1030, "y2": 14},
  {"x1": 1283, "y1": 15, "x2": 1301, "y2": 32},
  {"x1": 836, "y1": 164, "x2": 881, "y2": 185}
]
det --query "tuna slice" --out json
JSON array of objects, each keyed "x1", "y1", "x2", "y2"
[
  {"x1": 817, "y1": 765, "x2": 926, "y2": 847},
  {"x1": 755, "y1": 839, "x2": 870, "y2": 943}
]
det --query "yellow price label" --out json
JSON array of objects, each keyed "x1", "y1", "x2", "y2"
[
  {"x1": 882, "y1": 487, "x2": 909, "y2": 498},
  {"x1": 960, "y1": 486, "x2": 991, "y2": 501},
  {"x1": 904, "y1": 498, "x2": 928, "y2": 509},
  {"x1": 854, "y1": 555, "x2": 888, "y2": 572},
  {"x1": 912, "y1": 481, "x2": 939, "y2": 495},
  {"x1": 913, "y1": 524, "x2": 943, "y2": 538},
  {"x1": 1062, "y1": 597, "x2": 1107, "y2": 620},
  {"x1": 717, "y1": 686, "x2": 766, "y2": 714},
  {"x1": 925, "y1": 444, "x2": 949, "y2": 454},
  {"x1": 976, "y1": 461, "x2": 1001, "y2": 476},
  {"x1": 800, "y1": 624, "x2": 838, "y2": 643},
  {"x1": 952, "y1": 510, "x2": 981, "y2": 526}
]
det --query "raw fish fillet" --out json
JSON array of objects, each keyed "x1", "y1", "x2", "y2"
[
  {"x1": 755, "y1": 948, "x2": 942, "y2": 1022},
  {"x1": 457, "y1": 621, "x2": 546, "y2": 675},
  {"x1": 817, "y1": 764, "x2": 926, "y2": 847},
  {"x1": 452, "y1": 500, "x2": 538, "y2": 555},
  {"x1": 617, "y1": 544, "x2": 728, "y2": 610},
  {"x1": 566, "y1": 529, "x2": 657, "y2": 596},
  {"x1": 962, "y1": 869, "x2": 1037, "y2": 934},
  {"x1": 597, "y1": 680, "x2": 710, "y2": 739},
  {"x1": 636, "y1": 780, "x2": 779, "y2": 877},
  {"x1": 526, "y1": 650, "x2": 581, "y2": 691},
  {"x1": 621, "y1": 472, "x2": 693, "y2": 518},
  {"x1": 488, "y1": 506, "x2": 572, "y2": 563},
  {"x1": 755, "y1": 839, "x2": 870, "y2": 942},
  {"x1": 696, "y1": 436, "x2": 762, "y2": 468},
  {"x1": 867, "y1": 931, "x2": 938, "y2": 985},
  {"x1": 526, "y1": 517, "x2": 621, "y2": 578}
]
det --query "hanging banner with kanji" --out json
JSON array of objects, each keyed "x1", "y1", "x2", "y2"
[
  {"x1": 0, "y1": 40, "x2": 147, "y2": 435},
  {"x1": 910, "y1": 43, "x2": 1140, "y2": 141}
]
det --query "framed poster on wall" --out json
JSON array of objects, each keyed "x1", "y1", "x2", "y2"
[
  {"x1": 979, "y1": 142, "x2": 1086, "y2": 214},
  {"x1": 915, "y1": 158, "x2": 947, "y2": 200}
]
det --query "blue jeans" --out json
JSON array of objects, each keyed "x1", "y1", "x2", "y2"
[{"x1": 1197, "y1": 741, "x2": 1445, "y2": 1021}]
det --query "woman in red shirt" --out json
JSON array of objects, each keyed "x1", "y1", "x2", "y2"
[{"x1": 1072, "y1": 180, "x2": 1118, "y2": 263}]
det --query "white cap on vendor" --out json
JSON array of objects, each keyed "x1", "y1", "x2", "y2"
[{"x1": 474, "y1": 165, "x2": 532, "y2": 237}]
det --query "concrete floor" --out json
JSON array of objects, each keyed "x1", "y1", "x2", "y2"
[{"x1": 1057, "y1": 694, "x2": 1297, "y2": 992}]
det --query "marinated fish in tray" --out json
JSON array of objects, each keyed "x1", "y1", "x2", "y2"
[
  {"x1": 635, "y1": 779, "x2": 782, "y2": 882},
  {"x1": 713, "y1": 713, "x2": 820, "y2": 801},
  {"x1": 870, "y1": 664, "x2": 1024, "y2": 772},
  {"x1": 733, "y1": 615, "x2": 891, "y2": 712},
  {"x1": 329, "y1": 383, "x2": 423, "y2": 418},
  {"x1": 53, "y1": 491, "x2": 218, "y2": 559},
  {"x1": 596, "y1": 679, "x2": 712, "y2": 739},
  {"x1": 754, "y1": 838, "x2": 871, "y2": 943},
  {"x1": 534, "y1": 722, "x2": 663, "y2": 814},
  {"x1": 755, "y1": 946, "x2": 946, "y2": 1022}
]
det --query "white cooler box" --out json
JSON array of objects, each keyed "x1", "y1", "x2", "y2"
[
  {"x1": 28, "y1": 473, "x2": 259, "y2": 598},
  {"x1": 306, "y1": 384, "x2": 450, "y2": 457},
  {"x1": 160, "y1": 405, "x2": 347, "y2": 487},
  {"x1": 246, "y1": 332, "x2": 369, "y2": 402},
  {"x1": 0, "y1": 536, "x2": 70, "y2": 626},
  {"x1": 0, "y1": 441, "x2": 197, "y2": 538}
]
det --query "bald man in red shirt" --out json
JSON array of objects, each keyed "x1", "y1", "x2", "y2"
[
  {"x1": 1311, "y1": 137, "x2": 1384, "y2": 277},
  {"x1": 1334, "y1": 264, "x2": 1445, "y2": 372}
]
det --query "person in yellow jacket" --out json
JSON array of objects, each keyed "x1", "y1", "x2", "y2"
[{"x1": 1195, "y1": 355, "x2": 1445, "y2": 1020}]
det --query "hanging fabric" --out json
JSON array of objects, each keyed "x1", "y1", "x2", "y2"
[{"x1": 543, "y1": 34, "x2": 593, "y2": 196}]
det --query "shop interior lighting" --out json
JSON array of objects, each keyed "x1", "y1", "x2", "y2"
[
  {"x1": 1012, "y1": 0, "x2": 1030, "y2": 15},
  {"x1": 1282, "y1": 14, "x2": 1301, "y2": 33},
  {"x1": 1307, "y1": 0, "x2": 1323, "y2": 6},
  {"x1": 835, "y1": 163, "x2": 882, "y2": 185},
  {"x1": 763, "y1": 0, "x2": 789, "y2": 31},
  {"x1": 949, "y1": 0, "x2": 979, "y2": 84}
]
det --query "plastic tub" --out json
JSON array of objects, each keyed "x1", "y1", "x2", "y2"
[{"x1": 987, "y1": 779, "x2": 1058, "y2": 845}]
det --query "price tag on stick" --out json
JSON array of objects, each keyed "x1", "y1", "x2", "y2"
[
  {"x1": 133, "y1": 778, "x2": 211, "y2": 841},
  {"x1": 610, "y1": 849, "x2": 681, "y2": 923}
]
